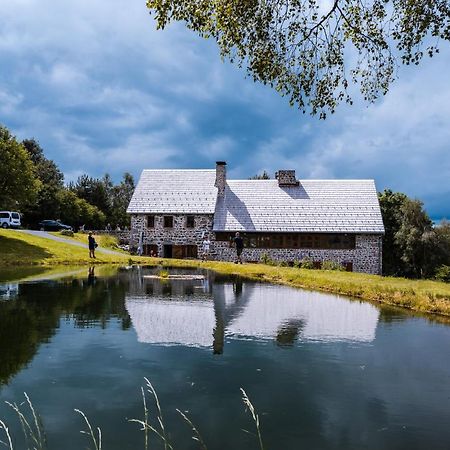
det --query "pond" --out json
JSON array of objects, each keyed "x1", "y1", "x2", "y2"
[{"x1": 0, "y1": 266, "x2": 449, "y2": 449}]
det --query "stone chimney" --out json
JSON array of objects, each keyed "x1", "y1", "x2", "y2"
[
  {"x1": 215, "y1": 161, "x2": 227, "y2": 196},
  {"x1": 275, "y1": 170, "x2": 299, "y2": 186}
]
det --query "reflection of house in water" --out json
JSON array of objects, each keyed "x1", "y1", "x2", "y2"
[{"x1": 125, "y1": 276, "x2": 380, "y2": 353}]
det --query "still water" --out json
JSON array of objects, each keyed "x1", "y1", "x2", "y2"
[{"x1": 0, "y1": 266, "x2": 449, "y2": 449}]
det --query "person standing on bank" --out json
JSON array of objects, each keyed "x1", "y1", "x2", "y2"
[
  {"x1": 202, "y1": 236, "x2": 211, "y2": 261},
  {"x1": 88, "y1": 232, "x2": 97, "y2": 258},
  {"x1": 234, "y1": 232, "x2": 244, "y2": 264}
]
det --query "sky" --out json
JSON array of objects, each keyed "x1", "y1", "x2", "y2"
[{"x1": 0, "y1": 0, "x2": 449, "y2": 220}]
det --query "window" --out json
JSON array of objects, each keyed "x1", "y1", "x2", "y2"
[
  {"x1": 186, "y1": 215, "x2": 195, "y2": 228},
  {"x1": 147, "y1": 215, "x2": 155, "y2": 228},
  {"x1": 214, "y1": 232, "x2": 355, "y2": 249},
  {"x1": 164, "y1": 216, "x2": 173, "y2": 228}
]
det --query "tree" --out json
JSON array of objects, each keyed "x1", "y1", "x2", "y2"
[
  {"x1": 249, "y1": 171, "x2": 271, "y2": 180},
  {"x1": 0, "y1": 125, "x2": 41, "y2": 210},
  {"x1": 147, "y1": 0, "x2": 450, "y2": 117},
  {"x1": 69, "y1": 174, "x2": 112, "y2": 218},
  {"x1": 431, "y1": 220, "x2": 450, "y2": 279},
  {"x1": 56, "y1": 190, "x2": 106, "y2": 229},
  {"x1": 21, "y1": 139, "x2": 64, "y2": 226},
  {"x1": 110, "y1": 173, "x2": 135, "y2": 228},
  {"x1": 395, "y1": 198, "x2": 433, "y2": 278},
  {"x1": 378, "y1": 189, "x2": 408, "y2": 275},
  {"x1": 70, "y1": 172, "x2": 135, "y2": 228},
  {"x1": 434, "y1": 220, "x2": 450, "y2": 262},
  {"x1": 379, "y1": 190, "x2": 450, "y2": 278}
]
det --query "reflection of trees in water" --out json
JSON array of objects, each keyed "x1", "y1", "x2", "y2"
[
  {"x1": 0, "y1": 290, "x2": 59, "y2": 385},
  {"x1": 377, "y1": 304, "x2": 450, "y2": 327},
  {"x1": 0, "y1": 273, "x2": 130, "y2": 385}
]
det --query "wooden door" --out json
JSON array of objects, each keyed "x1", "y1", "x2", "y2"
[{"x1": 172, "y1": 245, "x2": 184, "y2": 259}]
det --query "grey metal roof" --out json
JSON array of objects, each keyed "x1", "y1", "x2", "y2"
[
  {"x1": 213, "y1": 180, "x2": 385, "y2": 233},
  {"x1": 127, "y1": 169, "x2": 217, "y2": 214}
]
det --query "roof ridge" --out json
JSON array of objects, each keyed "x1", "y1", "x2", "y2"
[
  {"x1": 142, "y1": 169, "x2": 215, "y2": 172},
  {"x1": 227, "y1": 179, "x2": 375, "y2": 182}
]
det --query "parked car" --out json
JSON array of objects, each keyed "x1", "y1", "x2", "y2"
[
  {"x1": 38, "y1": 220, "x2": 73, "y2": 231},
  {"x1": 0, "y1": 211, "x2": 21, "y2": 228}
]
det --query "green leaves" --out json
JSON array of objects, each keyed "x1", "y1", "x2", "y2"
[
  {"x1": 147, "y1": 0, "x2": 450, "y2": 117},
  {"x1": 378, "y1": 189, "x2": 450, "y2": 279},
  {"x1": 0, "y1": 125, "x2": 41, "y2": 210}
]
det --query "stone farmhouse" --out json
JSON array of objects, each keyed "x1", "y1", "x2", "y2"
[{"x1": 127, "y1": 162, "x2": 385, "y2": 274}]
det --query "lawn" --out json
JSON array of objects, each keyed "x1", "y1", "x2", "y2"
[
  {"x1": 1, "y1": 229, "x2": 449, "y2": 316},
  {"x1": 0, "y1": 229, "x2": 147, "y2": 266},
  {"x1": 49, "y1": 231, "x2": 127, "y2": 252}
]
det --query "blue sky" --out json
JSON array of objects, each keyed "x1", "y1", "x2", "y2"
[{"x1": 0, "y1": 0, "x2": 449, "y2": 220}]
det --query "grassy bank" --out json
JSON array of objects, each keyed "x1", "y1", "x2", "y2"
[
  {"x1": 1, "y1": 229, "x2": 449, "y2": 316},
  {"x1": 49, "y1": 231, "x2": 127, "y2": 252},
  {"x1": 0, "y1": 229, "x2": 146, "y2": 266}
]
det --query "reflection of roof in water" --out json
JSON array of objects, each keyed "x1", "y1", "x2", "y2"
[
  {"x1": 225, "y1": 284, "x2": 379, "y2": 342},
  {"x1": 125, "y1": 283, "x2": 380, "y2": 348},
  {"x1": 126, "y1": 297, "x2": 216, "y2": 347}
]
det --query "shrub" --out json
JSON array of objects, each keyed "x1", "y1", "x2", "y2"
[
  {"x1": 158, "y1": 270, "x2": 170, "y2": 278},
  {"x1": 278, "y1": 260, "x2": 289, "y2": 267},
  {"x1": 300, "y1": 258, "x2": 315, "y2": 269},
  {"x1": 260, "y1": 253, "x2": 275, "y2": 265},
  {"x1": 60, "y1": 229, "x2": 74, "y2": 237},
  {"x1": 435, "y1": 265, "x2": 450, "y2": 283},
  {"x1": 321, "y1": 260, "x2": 345, "y2": 271}
]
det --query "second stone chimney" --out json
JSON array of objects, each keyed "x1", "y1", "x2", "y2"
[
  {"x1": 275, "y1": 170, "x2": 299, "y2": 186},
  {"x1": 215, "y1": 161, "x2": 227, "y2": 196}
]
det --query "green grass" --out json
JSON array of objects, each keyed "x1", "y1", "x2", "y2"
[
  {"x1": 0, "y1": 229, "x2": 149, "y2": 266},
  {"x1": 1, "y1": 229, "x2": 450, "y2": 316},
  {"x1": 51, "y1": 231, "x2": 127, "y2": 252}
]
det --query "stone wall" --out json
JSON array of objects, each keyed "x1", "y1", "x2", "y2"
[
  {"x1": 213, "y1": 234, "x2": 383, "y2": 274},
  {"x1": 130, "y1": 214, "x2": 214, "y2": 257},
  {"x1": 214, "y1": 162, "x2": 227, "y2": 197},
  {"x1": 275, "y1": 170, "x2": 298, "y2": 186},
  {"x1": 130, "y1": 214, "x2": 382, "y2": 274}
]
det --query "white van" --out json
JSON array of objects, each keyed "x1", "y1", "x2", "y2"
[{"x1": 0, "y1": 211, "x2": 21, "y2": 228}]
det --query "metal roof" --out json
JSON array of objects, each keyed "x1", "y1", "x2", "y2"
[
  {"x1": 213, "y1": 179, "x2": 385, "y2": 233},
  {"x1": 127, "y1": 170, "x2": 385, "y2": 234},
  {"x1": 127, "y1": 169, "x2": 218, "y2": 214}
]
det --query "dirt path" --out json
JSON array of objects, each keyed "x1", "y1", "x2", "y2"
[{"x1": 13, "y1": 230, "x2": 125, "y2": 256}]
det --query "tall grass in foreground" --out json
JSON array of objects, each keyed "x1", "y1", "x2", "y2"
[
  {"x1": 0, "y1": 380, "x2": 264, "y2": 450},
  {"x1": 1, "y1": 392, "x2": 46, "y2": 450}
]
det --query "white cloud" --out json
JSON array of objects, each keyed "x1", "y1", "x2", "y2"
[
  {"x1": 196, "y1": 135, "x2": 236, "y2": 159},
  {"x1": 0, "y1": 89, "x2": 23, "y2": 115}
]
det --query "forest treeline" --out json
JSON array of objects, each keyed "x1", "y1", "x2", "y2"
[{"x1": 0, "y1": 124, "x2": 134, "y2": 229}]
